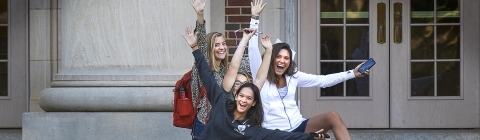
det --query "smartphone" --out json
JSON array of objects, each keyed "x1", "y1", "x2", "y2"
[
  {"x1": 358, "y1": 58, "x2": 376, "y2": 75},
  {"x1": 310, "y1": 133, "x2": 331, "y2": 138}
]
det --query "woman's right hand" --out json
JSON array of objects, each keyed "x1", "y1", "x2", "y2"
[
  {"x1": 181, "y1": 26, "x2": 198, "y2": 50},
  {"x1": 312, "y1": 129, "x2": 327, "y2": 140},
  {"x1": 241, "y1": 28, "x2": 257, "y2": 42},
  {"x1": 190, "y1": 0, "x2": 207, "y2": 15},
  {"x1": 260, "y1": 34, "x2": 272, "y2": 50}
]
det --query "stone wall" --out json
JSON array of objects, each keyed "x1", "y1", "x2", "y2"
[{"x1": 30, "y1": 0, "x2": 283, "y2": 112}]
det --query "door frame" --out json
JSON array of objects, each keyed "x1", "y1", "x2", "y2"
[{"x1": 0, "y1": 0, "x2": 29, "y2": 128}]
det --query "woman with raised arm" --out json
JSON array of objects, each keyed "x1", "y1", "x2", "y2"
[
  {"x1": 249, "y1": 43, "x2": 369, "y2": 140},
  {"x1": 221, "y1": 29, "x2": 272, "y2": 99},
  {"x1": 188, "y1": 0, "x2": 229, "y2": 137},
  {"x1": 182, "y1": 26, "x2": 327, "y2": 140},
  {"x1": 221, "y1": 0, "x2": 267, "y2": 98},
  {"x1": 247, "y1": 3, "x2": 369, "y2": 140},
  {"x1": 188, "y1": 0, "x2": 265, "y2": 137}
]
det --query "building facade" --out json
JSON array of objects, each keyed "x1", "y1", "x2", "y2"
[{"x1": 1, "y1": 0, "x2": 479, "y2": 129}]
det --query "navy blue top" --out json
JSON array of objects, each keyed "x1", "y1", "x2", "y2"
[{"x1": 192, "y1": 49, "x2": 314, "y2": 140}]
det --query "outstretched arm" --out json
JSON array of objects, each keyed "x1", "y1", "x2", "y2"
[
  {"x1": 182, "y1": 26, "x2": 221, "y2": 105},
  {"x1": 248, "y1": 0, "x2": 266, "y2": 80},
  {"x1": 296, "y1": 62, "x2": 369, "y2": 88},
  {"x1": 190, "y1": 0, "x2": 208, "y2": 55},
  {"x1": 222, "y1": 28, "x2": 257, "y2": 91},
  {"x1": 253, "y1": 34, "x2": 272, "y2": 90}
]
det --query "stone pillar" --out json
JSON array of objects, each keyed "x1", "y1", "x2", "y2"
[
  {"x1": 35, "y1": 0, "x2": 200, "y2": 111},
  {"x1": 26, "y1": 0, "x2": 223, "y2": 139}
]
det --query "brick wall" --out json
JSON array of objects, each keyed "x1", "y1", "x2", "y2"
[{"x1": 225, "y1": 0, "x2": 251, "y2": 60}]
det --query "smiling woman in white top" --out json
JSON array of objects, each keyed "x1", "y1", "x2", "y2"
[{"x1": 248, "y1": 19, "x2": 370, "y2": 140}]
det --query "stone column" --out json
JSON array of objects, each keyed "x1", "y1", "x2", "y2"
[
  {"x1": 37, "y1": 0, "x2": 199, "y2": 112},
  {"x1": 25, "y1": 0, "x2": 222, "y2": 139}
]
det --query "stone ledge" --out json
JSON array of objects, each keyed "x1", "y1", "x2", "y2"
[
  {"x1": 22, "y1": 112, "x2": 480, "y2": 140},
  {"x1": 39, "y1": 87, "x2": 174, "y2": 112},
  {"x1": 0, "y1": 129, "x2": 21, "y2": 140},
  {"x1": 50, "y1": 81, "x2": 176, "y2": 87},
  {"x1": 347, "y1": 129, "x2": 480, "y2": 140},
  {"x1": 22, "y1": 112, "x2": 191, "y2": 140}
]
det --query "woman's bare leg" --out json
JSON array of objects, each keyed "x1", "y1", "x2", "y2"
[{"x1": 304, "y1": 111, "x2": 351, "y2": 140}]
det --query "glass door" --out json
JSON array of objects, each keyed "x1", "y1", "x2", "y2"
[
  {"x1": 390, "y1": 0, "x2": 479, "y2": 128},
  {"x1": 298, "y1": 0, "x2": 479, "y2": 128},
  {"x1": 0, "y1": 0, "x2": 8, "y2": 97},
  {"x1": 298, "y1": 0, "x2": 390, "y2": 128}
]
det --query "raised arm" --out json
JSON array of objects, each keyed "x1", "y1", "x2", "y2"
[
  {"x1": 222, "y1": 28, "x2": 257, "y2": 91},
  {"x1": 253, "y1": 34, "x2": 272, "y2": 90},
  {"x1": 182, "y1": 26, "x2": 221, "y2": 105},
  {"x1": 248, "y1": 0, "x2": 266, "y2": 79},
  {"x1": 192, "y1": 50, "x2": 221, "y2": 105},
  {"x1": 190, "y1": 0, "x2": 207, "y2": 24},
  {"x1": 190, "y1": 0, "x2": 208, "y2": 55}
]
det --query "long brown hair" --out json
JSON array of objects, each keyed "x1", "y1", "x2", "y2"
[
  {"x1": 266, "y1": 43, "x2": 297, "y2": 85},
  {"x1": 206, "y1": 32, "x2": 229, "y2": 72}
]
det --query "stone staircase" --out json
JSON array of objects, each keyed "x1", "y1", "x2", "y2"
[{"x1": 12, "y1": 112, "x2": 480, "y2": 140}]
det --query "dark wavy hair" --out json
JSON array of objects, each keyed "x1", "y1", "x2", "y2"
[
  {"x1": 226, "y1": 83, "x2": 264, "y2": 126},
  {"x1": 266, "y1": 43, "x2": 298, "y2": 85}
]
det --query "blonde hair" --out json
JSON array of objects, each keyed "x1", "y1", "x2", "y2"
[{"x1": 206, "y1": 32, "x2": 229, "y2": 72}]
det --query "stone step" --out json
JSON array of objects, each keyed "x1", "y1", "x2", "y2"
[
  {"x1": 346, "y1": 129, "x2": 480, "y2": 140},
  {"x1": 21, "y1": 112, "x2": 480, "y2": 140},
  {"x1": 0, "y1": 129, "x2": 21, "y2": 140}
]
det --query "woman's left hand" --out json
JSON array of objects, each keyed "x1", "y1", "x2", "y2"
[
  {"x1": 181, "y1": 26, "x2": 198, "y2": 49},
  {"x1": 354, "y1": 61, "x2": 370, "y2": 78},
  {"x1": 251, "y1": 0, "x2": 266, "y2": 17}
]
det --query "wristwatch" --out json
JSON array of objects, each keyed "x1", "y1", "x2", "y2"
[{"x1": 251, "y1": 15, "x2": 260, "y2": 20}]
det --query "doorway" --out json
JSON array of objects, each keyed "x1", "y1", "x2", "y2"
[{"x1": 298, "y1": 0, "x2": 479, "y2": 128}]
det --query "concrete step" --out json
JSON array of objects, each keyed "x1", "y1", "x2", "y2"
[
  {"x1": 21, "y1": 112, "x2": 480, "y2": 140},
  {"x1": 346, "y1": 129, "x2": 480, "y2": 140},
  {"x1": 0, "y1": 129, "x2": 21, "y2": 140}
]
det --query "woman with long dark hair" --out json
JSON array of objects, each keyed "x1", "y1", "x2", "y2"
[
  {"x1": 182, "y1": 26, "x2": 326, "y2": 140},
  {"x1": 248, "y1": 41, "x2": 370, "y2": 140}
]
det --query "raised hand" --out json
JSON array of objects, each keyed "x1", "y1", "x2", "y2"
[
  {"x1": 251, "y1": 0, "x2": 266, "y2": 16},
  {"x1": 243, "y1": 28, "x2": 257, "y2": 40},
  {"x1": 260, "y1": 34, "x2": 272, "y2": 50},
  {"x1": 190, "y1": 0, "x2": 208, "y2": 15},
  {"x1": 181, "y1": 26, "x2": 198, "y2": 49}
]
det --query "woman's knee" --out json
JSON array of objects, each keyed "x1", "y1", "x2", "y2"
[{"x1": 326, "y1": 111, "x2": 341, "y2": 121}]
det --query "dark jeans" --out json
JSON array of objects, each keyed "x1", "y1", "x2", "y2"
[{"x1": 193, "y1": 117, "x2": 205, "y2": 138}]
